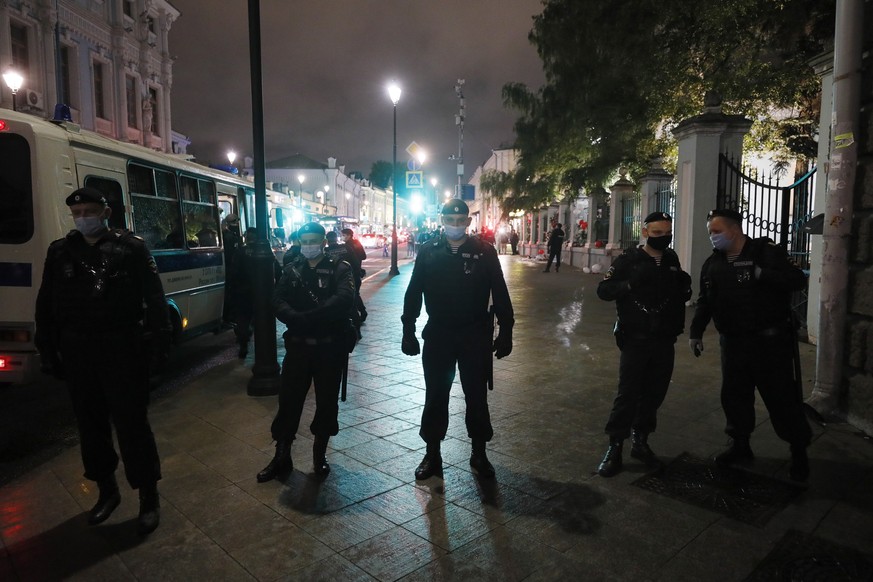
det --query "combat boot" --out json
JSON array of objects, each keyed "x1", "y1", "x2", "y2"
[
  {"x1": 88, "y1": 474, "x2": 121, "y2": 525},
  {"x1": 630, "y1": 430, "x2": 660, "y2": 466},
  {"x1": 313, "y1": 436, "x2": 330, "y2": 476},
  {"x1": 789, "y1": 443, "x2": 810, "y2": 482},
  {"x1": 714, "y1": 437, "x2": 754, "y2": 466},
  {"x1": 415, "y1": 442, "x2": 442, "y2": 480},
  {"x1": 597, "y1": 438, "x2": 624, "y2": 477},
  {"x1": 470, "y1": 439, "x2": 495, "y2": 479},
  {"x1": 137, "y1": 482, "x2": 160, "y2": 536},
  {"x1": 257, "y1": 440, "x2": 293, "y2": 483}
]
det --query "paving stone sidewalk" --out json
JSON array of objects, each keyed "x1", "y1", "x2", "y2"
[{"x1": 2, "y1": 254, "x2": 872, "y2": 581}]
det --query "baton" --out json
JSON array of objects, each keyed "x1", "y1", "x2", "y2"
[
  {"x1": 487, "y1": 305, "x2": 495, "y2": 391},
  {"x1": 341, "y1": 353, "x2": 349, "y2": 402},
  {"x1": 789, "y1": 312, "x2": 803, "y2": 403}
]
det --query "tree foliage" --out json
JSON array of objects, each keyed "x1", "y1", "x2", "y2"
[
  {"x1": 369, "y1": 160, "x2": 393, "y2": 189},
  {"x1": 492, "y1": 0, "x2": 834, "y2": 210}
]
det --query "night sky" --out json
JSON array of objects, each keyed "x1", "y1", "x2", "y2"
[{"x1": 168, "y1": 0, "x2": 546, "y2": 185}]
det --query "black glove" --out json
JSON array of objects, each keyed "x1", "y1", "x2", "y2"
[
  {"x1": 493, "y1": 330, "x2": 512, "y2": 359},
  {"x1": 401, "y1": 332, "x2": 420, "y2": 356},
  {"x1": 148, "y1": 332, "x2": 171, "y2": 371},
  {"x1": 277, "y1": 309, "x2": 306, "y2": 328},
  {"x1": 629, "y1": 261, "x2": 658, "y2": 290},
  {"x1": 40, "y1": 353, "x2": 65, "y2": 381}
]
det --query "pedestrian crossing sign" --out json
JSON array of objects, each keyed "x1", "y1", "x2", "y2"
[{"x1": 406, "y1": 171, "x2": 423, "y2": 188}]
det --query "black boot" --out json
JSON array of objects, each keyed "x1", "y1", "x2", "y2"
[
  {"x1": 597, "y1": 438, "x2": 624, "y2": 477},
  {"x1": 313, "y1": 436, "x2": 330, "y2": 476},
  {"x1": 237, "y1": 342, "x2": 248, "y2": 359},
  {"x1": 630, "y1": 430, "x2": 660, "y2": 466},
  {"x1": 257, "y1": 440, "x2": 293, "y2": 483},
  {"x1": 87, "y1": 474, "x2": 121, "y2": 525},
  {"x1": 714, "y1": 437, "x2": 754, "y2": 466},
  {"x1": 415, "y1": 442, "x2": 442, "y2": 480},
  {"x1": 789, "y1": 443, "x2": 810, "y2": 482},
  {"x1": 470, "y1": 440, "x2": 495, "y2": 478},
  {"x1": 137, "y1": 482, "x2": 160, "y2": 536}
]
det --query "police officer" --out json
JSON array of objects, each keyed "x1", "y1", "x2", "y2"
[
  {"x1": 402, "y1": 199, "x2": 514, "y2": 480},
  {"x1": 257, "y1": 222, "x2": 355, "y2": 482},
  {"x1": 222, "y1": 213, "x2": 243, "y2": 323},
  {"x1": 690, "y1": 209, "x2": 812, "y2": 481},
  {"x1": 342, "y1": 228, "x2": 368, "y2": 323},
  {"x1": 596, "y1": 211, "x2": 692, "y2": 477},
  {"x1": 34, "y1": 187, "x2": 171, "y2": 535},
  {"x1": 543, "y1": 223, "x2": 565, "y2": 272}
]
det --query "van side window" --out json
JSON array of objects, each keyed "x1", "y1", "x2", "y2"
[
  {"x1": 180, "y1": 176, "x2": 219, "y2": 248},
  {"x1": 129, "y1": 163, "x2": 183, "y2": 250},
  {"x1": 83, "y1": 176, "x2": 126, "y2": 229}
]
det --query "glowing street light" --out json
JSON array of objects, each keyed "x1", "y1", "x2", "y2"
[
  {"x1": 388, "y1": 81, "x2": 402, "y2": 276},
  {"x1": 227, "y1": 150, "x2": 237, "y2": 165},
  {"x1": 3, "y1": 69, "x2": 24, "y2": 112}
]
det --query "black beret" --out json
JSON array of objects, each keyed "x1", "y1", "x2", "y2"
[
  {"x1": 441, "y1": 199, "x2": 469, "y2": 215},
  {"x1": 707, "y1": 208, "x2": 743, "y2": 223},
  {"x1": 65, "y1": 187, "x2": 107, "y2": 206},
  {"x1": 644, "y1": 211, "x2": 672, "y2": 224},
  {"x1": 297, "y1": 222, "x2": 326, "y2": 238}
]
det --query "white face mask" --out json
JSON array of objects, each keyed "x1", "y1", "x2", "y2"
[
  {"x1": 443, "y1": 225, "x2": 467, "y2": 241},
  {"x1": 74, "y1": 216, "x2": 108, "y2": 237},
  {"x1": 300, "y1": 244, "x2": 323, "y2": 260}
]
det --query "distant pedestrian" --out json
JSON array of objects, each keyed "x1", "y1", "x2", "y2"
[
  {"x1": 407, "y1": 232, "x2": 416, "y2": 257},
  {"x1": 222, "y1": 213, "x2": 243, "y2": 322},
  {"x1": 282, "y1": 231, "x2": 300, "y2": 266},
  {"x1": 34, "y1": 187, "x2": 171, "y2": 535},
  {"x1": 689, "y1": 209, "x2": 812, "y2": 481},
  {"x1": 543, "y1": 223, "x2": 565, "y2": 272},
  {"x1": 257, "y1": 222, "x2": 356, "y2": 482},
  {"x1": 342, "y1": 228, "x2": 369, "y2": 324},
  {"x1": 401, "y1": 199, "x2": 514, "y2": 481},
  {"x1": 595, "y1": 211, "x2": 692, "y2": 477},
  {"x1": 510, "y1": 228, "x2": 520, "y2": 255}
]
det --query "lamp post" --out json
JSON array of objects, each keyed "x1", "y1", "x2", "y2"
[
  {"x1": 388, "y1": 82, "x2": 401, "y2": 276},
  {"x1": 3, "y1": 69, "x2": 24, "y2": 112},
  {"x1": 296, "y1": 173, "x2": 305, "y2": 226}
]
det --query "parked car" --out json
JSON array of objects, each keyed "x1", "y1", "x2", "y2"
[{"x1": 361, "y1": 233, "x2": 386, "y2": 249}]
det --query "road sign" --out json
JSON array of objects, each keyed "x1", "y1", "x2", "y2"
[
  {"x1": 406, "y1": 171, "x2": 423, "y2": 188},
  {"x1": 407, "y1": 159, "x2": 421, "y2": 171},
  {"x1": 406, "y1": 141, "x2": 423, "y2": 159}
]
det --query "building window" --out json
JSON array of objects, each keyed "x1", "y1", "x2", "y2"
[
  {"x1": 10, "y1": 23, "x2": 30, "y2": 78},
  {"x1": 147, "y1": 17, "x2": 155, "y2": 34},
  {"x1": 93, "y1": 61, "x2": 106, "y2": 119},
  {"x1": 148, "y1": 87, "x2": 159, "y2": 135},
  {"x1": 126, "y1": 75, "x2": 138, "y2": 128},
  {"x1": 122, "y1": 0, "x2": 134, "y2": 18},
  {"x1": 60, "y1": 46, "x2": 72, "y2": 106}
]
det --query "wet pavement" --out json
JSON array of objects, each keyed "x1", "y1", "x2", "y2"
[{"x1": 2, "y1": 253, "x2": 872, "y2": 581}]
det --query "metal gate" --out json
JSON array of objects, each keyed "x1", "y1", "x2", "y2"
[
  {"x1": 620, "y1": 191, "x2": 642, "y2": 249},
  {"x1": 655, "y1": 179, "x2": 677, "y2": 218},
  {"x1": 716, "y1": 154, "x2": 817, "y2": 270}
]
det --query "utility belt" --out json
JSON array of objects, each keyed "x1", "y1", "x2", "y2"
[
  {"x1": 284, "y1": 335, "x2": 337, "y2": 346},
  {"x1": 721, "y1": 325, "x2": 790, "y2": 339}
]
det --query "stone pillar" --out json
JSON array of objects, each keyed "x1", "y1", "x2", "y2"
[
  {"x1": 607, "y1": 168, "x2": 633, "y2": 250},
  {"x1": 671, "y1": 94, "x2": 752, "y2": 289}
]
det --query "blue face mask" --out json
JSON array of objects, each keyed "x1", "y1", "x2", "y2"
[
  {"x1": 710, "y1": 232, "x2": 732, "y2": 251},
  {"x1": 74, "y1": 216, "x2": 108, "y2": 238},
  {"x1": 300, "y1": 244, "x2": 323, "y2": 260},
  {"x1": 443, "y1": 225, "x2": 467, "y2": 241}
]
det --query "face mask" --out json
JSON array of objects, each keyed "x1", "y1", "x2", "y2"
[
  {"x1": 300, "y1": 244, "x2": 323, "y2": 260},
  {"x1": 646, "y1": 234, "x2": 672, "y2": 251},
  {"x1": 710, "y1": 232, "x2": 732, "y2": 251},
  {"x1": 74, "y1": 216, "x2": 107, "y2": 238},
  {"x1": 443, "y1": 225, "x2": 467, "y2": 240}
]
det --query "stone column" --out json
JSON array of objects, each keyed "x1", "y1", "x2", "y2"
[
  {"x1": 671, "y1": 93, "x2": 752, "y2": 288},
  {"x1": 607, "y1": 168, "x2": 633, "y2": 250}
]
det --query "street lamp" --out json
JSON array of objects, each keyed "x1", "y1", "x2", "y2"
[
  {"x1": 388, "y1": 81, "x2": 401, "y2": 276},
  {"x1": 3, "y1": 69, "x2": 24, "y2": 112},
  {"x1": 297, "y1": 174, "x2": 305, "y2": 225},
  {"x1": 227, "y1": 150, "x2": 238, "y2": 175}
]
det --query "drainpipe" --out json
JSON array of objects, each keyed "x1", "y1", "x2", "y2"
[{"x1": 807, "y1": 0, "x2": 863, "y2": 419}]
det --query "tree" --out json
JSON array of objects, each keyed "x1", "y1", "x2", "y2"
[
  {"x1": 368, "y1": 160, "x2": 393, "y2": 189},
  {"x1": 494, "y1": 0, "x2": 834, "y2": 210}
]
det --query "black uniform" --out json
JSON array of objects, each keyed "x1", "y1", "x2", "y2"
[
  {"x1": 34, "y1": 229, "x2": 171, "y2": 489},
  {"x1": 402, "y1": 235, "x2": 514, "y2": 444},
  {"x1": 545, "y1": 226, "x2": 565, "y2": 272},
  {"x1": 270, "y1": 254, "x2": 355, "y2": 442},
  {"x1": 690, "y1": 236, "x2": 811, "y2": 446},
  {"x1": 598, "y1": 246, "x2": 692, "y2": 439}
]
